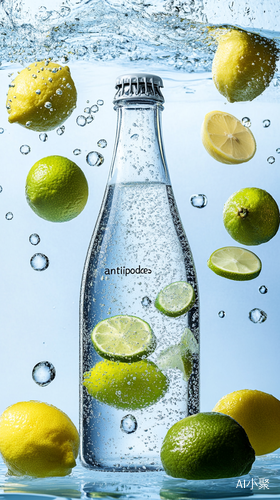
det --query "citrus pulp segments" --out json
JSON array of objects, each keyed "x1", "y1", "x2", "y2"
[{"x1": 207, "y1": 246, "x2": 262, "y2": 280}]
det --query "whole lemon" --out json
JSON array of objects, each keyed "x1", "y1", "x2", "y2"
[
  {"x1": 0, "y1": 401, "x2": 79, "y2": 477},
  {"x1": 213, "y1": 389, "x2": 280, "y2": 456},
  {"x1": 25, "y1": 155, "x2": 88, "y2": 222},
  {"x1": 83, "y1": 359, "x2": 169, "y2": 410},
  {"x1": 160, "y1": 412, "x2": 255, "y2": 480},
  {"x1": 6, "y1": 60, "x2": 77, "y2": 131},
  {"x1": 223, "y1": 187, "x2": 279, "y2": 245},
  {"x1": 212, "y1": 29, "x2": 278, "y2": 102}
]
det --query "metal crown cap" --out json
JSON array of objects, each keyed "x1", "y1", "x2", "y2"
[{"x1": 114, "y1": 73, "x2": 164, "y2": 103}]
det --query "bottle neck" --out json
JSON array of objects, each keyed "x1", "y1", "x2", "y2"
[{"x1": 108, "y1": 100, "x2": 171, "y2": 185}]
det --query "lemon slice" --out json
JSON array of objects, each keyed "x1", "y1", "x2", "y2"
[
  {"x1": 201, "y1": 111, "x2": 256, "y2": 164},
  {"x1": 207, "y1": 246, "x2": 262, "y2": 281},
  {"x1": 91, "y1": 315, "x2": 157, "y2": 363},
  {"x1": 155, "y1": 281, "x2": 195, "y2": 317}
]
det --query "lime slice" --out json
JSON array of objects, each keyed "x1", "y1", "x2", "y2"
[
  {"x1": 155, "y1": 281, "x2": 195, "y2": 317},
  {"x1": 157, "y1": 328, "x2": 198, "y2": 381},
  {"x1": 91, "y1": 315, "x2": 157, "y2": 363},
  {"x1": 207, "y1": 246, "x2": 262, "y2": 281}
]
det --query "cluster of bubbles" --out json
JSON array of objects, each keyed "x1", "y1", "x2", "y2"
[{"x1": 76, "y1": 100, "x2": 104, "y2": 128}]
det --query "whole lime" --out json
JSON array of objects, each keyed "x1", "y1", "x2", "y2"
[
  {"x1": 212, "y1": 29, "x2": 278, "y2": 102},
  {"x1": 213, "y1": 389, "x2": 280, "y2": 456},
  {"x1": 7, "y1": 60, "x2": 77, "y2": 132},
  {"x1": 0, "y1": 401, "x2": 79, "y2": 477},
  {"x1": 25, "y1": 155, "x2": 88, "y2": 222},
  {"x1": 83, "y1": 359, "x2": 169, "y2": 410},
  {"x1": 160, "y1": 412, "x2": 255, "y2": 480},
  {"x1": 223, "y1": 187, "x2": 279, "y2": 245}
]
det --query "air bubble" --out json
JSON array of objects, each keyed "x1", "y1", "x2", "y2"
[
  {"x1": 32, "y1": 361, "x2": 56, "y2": 387},
  {"x1": 120, "y1": 415, "x2": 137, "y2": 434},
  {"x1": 52, "y1": 68, "x2": 58, "y2": 73},
  {"x1": 30, "y1": 253, "x2": 49, "y2": 271},
  {"x1": 32, "y1": 74, "x2": 37, "y2": 79},
  {"x1": 48, "y1": 77, "x2": 53, "y2": 83},
  {"x1": 84, "y1": 107, "x2": 91, "y2": 114},
  {"x1": 218, "y1": 311, "x2": 225, "y2": 318},
  {"x1": 141, "y1": 296, "x2": 151, "y2": 307},
  {"x1": 56, "y1": 89, "x2": 63, "y2": 95},
  {"x1": 0, "y1": 186, "x2": 2, "y2": 193},
  {"x1": 20, "y1": 145, "x2": 31, "y2": 155},
  {"x1": 97, "y1": 99, "x2": 104, "y2": 106},
  {"x1": 190, "y1": 194, "x2": 208, "y2": 208},
  {"x1": 0, "y1": 128, "x2": 4, "y2": 134},
  {"x1": 249, "y1": 308, "x2": 267, "y2": 323},
  {"x1": 97, "y1": 139, "x2": 107, "y2": 148},
  {"x1": 26, "y1": 121, "x2": 32, "y2": 127},
  {"x1": 44, "y1": 101, "x2": 52, "y2": 109},
  {"x1": 267, "y1": 156, "x2": 275, "y2": 164},
  {"x1": 39, "y1": 133, "x2": 48, "y2": 142},
  {"x1": 263, "y1": 119, "x2": 271, "y2": 128},
  {"x1": 276, "y1": 148, "x2": 280, "y2": 154},
  {"x1": 242, "y1": 117, "x2": 251, "y2": 127},
  {"x1": 86, "y1": 115, "x2": 94, "y2": 124},
  {"x1": 5, "y1": 212, "x2": 13, "y2": 220},
  {"x1": 73, "y1": 149, "x2": 81, "y2": 155},
  {"x1": 259, "y1": 285, "x2": 268, "y2": 294},
  {"x1": 76, "y1": 115, "x2": 86, "y2": 127},
  {"x1": 90, "y1": 104, "x2": 99, "y2": 113},
  {"x1": 56, "y1": 126, "x2": 65, "y2": 135},
  {"x1": 35, "y1": 89, "x2": 41, "y2": 95},
  {"x1": 86, "y1": 151, "x2": 104, "y2": 167},
  {"x1": 29, "y1": 233, "x2": 40, "y2": 245},
  {"x1": 130, "y1": 134, "x2": 139, "y2": 140}
]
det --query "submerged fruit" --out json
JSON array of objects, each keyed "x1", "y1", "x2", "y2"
[
  {"x1": 223, "y1": 187, "x2": 280, "y2": 246},
  {"x1": 201, "y1": 110, "x2": 256, "y2": 164},
  {"x1": 83, "y1": 359, "x2": 169, "y2": 410},
  {"x1": 155, "y1": 281, "x2": 195, "y2": 317},
  {"x1": 160, "y1": 412, "x2": 255, "y2": 480},
  {"x1": 212, "y1": 29, "x2": 278, "y2": 102},
  {"x1": 213, "y1": 389, "x2": 280, "y2": 456},
  {"x1": 0, "y1": 401, "x2": 79, "y2": 477}
]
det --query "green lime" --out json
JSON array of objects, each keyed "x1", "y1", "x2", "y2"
[
  {"x1": 207, "y1": 246, "x2": 261, "y2": 281},
  {"x1": 25, "y1": 155, "x2": 88, "y2": 222},
  {"x1": 155, "y1": 281, "x2": 195, "y2": 317},
  {"x1": 157, "y1": 328, "x2": 198, "y2": 381},
  {"x1": 160, "y1": 412, "x2": 255, "y2": 480},
  {"x1": 223, "y1": 187, "x2": 280, "y2": 245},
  {"x1": 91, "y1": 315, "x2": 157, "y2": 363},
  {"x1": 83, "y1": 359, "x2": 169, "y2": 410}
]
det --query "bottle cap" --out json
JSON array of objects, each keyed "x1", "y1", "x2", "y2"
[{"x1": 114, "y1": 74, "x2": 164, "y2": 103}]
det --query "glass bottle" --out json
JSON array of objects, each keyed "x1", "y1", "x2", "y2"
[{"x1": 80, "y1": 74, "x2": 199, "y2": 471}]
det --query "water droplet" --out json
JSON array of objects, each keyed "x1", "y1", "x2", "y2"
[
  {"x1": 84, "y1": 107, "x2": 91, "y2": 114},
  {"x1": 30, "y1": 253, "x2": 49, "y2": 271},
  {"x1": 5, "y1": 212, "x2": 13, "y2": 220},
  {"x1": 0, "y1": 128, "x2": 4, "y2": 134},
  {"x1": 76, "y1": 115, "x2": 87, "y2": 127},
  {"x1": 66, "y1": 83, "x2": 72, "y2": 89},
  {"x1": 97, "y1": 99, "x2": 104, "y2": 106},
  {"x1": 120, "y1": 415, "x2": 137, "y2": 434},
  {"x1": 249, "y1": 308, "x2": 267, "y2": 323},
  {"x1": 141, "y1": 296, "x2": 151, "y2": 307},
  {"x1": 44, "y1": 101, "x2": 52, "y2": 109},
  {"x1": 218, "y1": 311, "x2": 225, "y2": 318},
  {"x1": 97, "y1": 139, "x2": 107, "y2": 148},
  {"x1": 130, "y1": 134, "x2": 139, "y2": 140},
  {"x1": 35, "y1": 89, "x2": 41, "y2": 95},
  {"x1": 259, "y1": 285, "x2": 268, "y2": 294},
  {"x1": 242, "y1": 117, "x2": 251, "y2": 127},
  {"x1": 6, "y1": 104, "x2": 10, "y2": 110},
  {"x1": 190, "y1": 194, "x2": 208, "y2": 208},
  {"x1": 90, "y1": 104, "x2": 99, "y2": 113},
  {"x1": 20, "y1": 145, "x2": 31, "y2": 155},
  {"x1": 29, "y1": 233, "x2": 40, "y2": 245},
  {"x1": 267, "y1": 156, "x2": 275, "y2": 164},
  {"x1": 39, "y1": 132, "x2": 48, "y2": 142},
  {"x1": 56, "y1": 89, "x2": 63, "y2": 95},
  {"x1": 73, "y1": 148, "x2": 81, "y2": 155},
  {"x1": 52, "y1": 68, "x2": 58, "y2": 73},
  {"x1": 56, "y1": 126, "x2": 65, "y2": 135},
  {"x1": 9, "y1": 83, "x2": 15, "y2": 88},
  {"x1": 263, "y1": 119, "x2": 271, "y2": 128},
  {"x1": 86, "y1": 115, "x2": 94, "y2": 124},
  {"x1": 32, "y1": 74, "x2": 37, "y2": 79},
  {"x1": 86, "y1": 151, "x2": 104, "y2": 166},
  {"x1": 32, "y1": 361, "x2": 56, "y2": 387},
  {"x1": 276, "y1": 148, "x2": 280, "y2": 154},
  {"x1": 26, "y1": 121, "x2": 32, "y2": 127},
  {"x1": 0, "y1": 186, "x2": 3, "y2": 193},
  {"x1": 48, "y1": 77, "x2": 53, "y2": 83}
]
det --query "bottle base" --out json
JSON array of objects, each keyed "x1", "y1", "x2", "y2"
[{"x1": 80, "y1": 455, "x2": 163, "y2": 472}]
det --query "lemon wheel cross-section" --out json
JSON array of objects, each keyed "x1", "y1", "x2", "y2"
[
  {"x1": 90, "y1": 315, "x2": 157, "y2": 362},
  {"x1": 207, "y1": 246, "x2": 262, "y2": 281},
  {"x1": 201, "y1": 111, "x2": 256, "y2": 164},
  {"x1": 155, "y1": 281, "x2": 195, "y2": 317}
]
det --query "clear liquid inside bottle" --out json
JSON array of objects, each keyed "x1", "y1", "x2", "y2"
[{"x1": 80, "y1": 76, "x2": 199, "y2": 471}]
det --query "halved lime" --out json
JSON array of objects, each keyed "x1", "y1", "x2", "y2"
[
  {"x1": 157, "y1": 328, "x2": 198, "y2": 381},
  {"x1": 155, "y1": 281, "x2": 195, "y2": 317},
  {"x1": 207, "y1": 246, "x2": 262, "y2": 281},
  {"x1": 91, "y1": 315, "x2": 157, "y2": 363}
]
